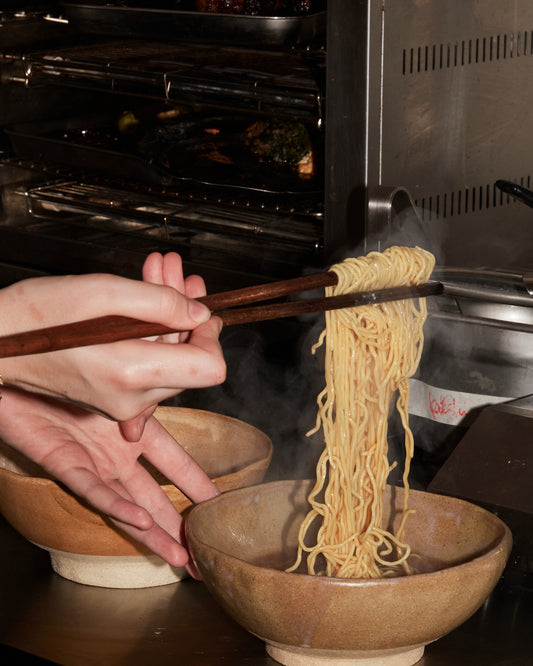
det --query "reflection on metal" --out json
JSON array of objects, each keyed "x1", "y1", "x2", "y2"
[
  {"x1": 8, "y1": 41, "x2": 325, "y2": 120},
  {"x1": 366, "y1": 185, "x2": 437, "y2": 257},
  {"x1": 358, "y1": 0, "x2": 533, "y2": 269},
  {"x1": 16, "y1": 178, "x2": 323, "y2": 257}
]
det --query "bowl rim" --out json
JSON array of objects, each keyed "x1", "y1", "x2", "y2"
[
  {"x1": 186, "y1": 478, "x2": 513, "y2": 586},
  {"x1": 0, "y1": 407, "x2": 274, "y2": 557},
  {"x1": 0, "y1": 405, "x2": 274, "y2": 488}
]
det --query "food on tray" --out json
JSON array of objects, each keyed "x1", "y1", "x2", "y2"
[
  {"x1": 117, "y1": 105, "x2": 191, "y2": 134},
  {"x1": 194, "y1": 0, "x2": 314, "y2": 15},
  {"x1": 242, "y1": 119, "x2": 315, "y2": 178},
  {"x1": 136, "y1": 117, "x2": 224, "y2": 169},
  {"x1": 117, "y1": 110, "x2": 141, "y2": 134},
  {"x1": 39, "y1": 108, "x2": 320, "y2": 191},
  {"x1": 156, "y1": 106, "x2": 191, "y2": 122},
  {"x1": 286, "y1": 246, "x2": 436, "y2": 579}
]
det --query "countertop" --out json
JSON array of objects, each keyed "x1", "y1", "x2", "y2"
[{"x1": 0, "y1": 515, "x2": 532, "y2": 666}]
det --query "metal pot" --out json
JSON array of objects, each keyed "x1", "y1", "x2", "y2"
[{"x1": 407, "y1": 267, "x2": 533, "y2": 486}]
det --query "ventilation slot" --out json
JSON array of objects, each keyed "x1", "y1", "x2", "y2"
[
  {"x1": 403, "y1": 31, "x2": 533, "y2": 74},
  {"x1": 414, "y1": 177, "x2": 531, "y2": 221}
]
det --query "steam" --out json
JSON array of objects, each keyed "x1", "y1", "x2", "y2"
[
  {"x1": 176, "y1": 318, "x2": 327, "y2": 481},
  {"x1": 175, "y1": 195, "x2": 448, "y2": 485}
]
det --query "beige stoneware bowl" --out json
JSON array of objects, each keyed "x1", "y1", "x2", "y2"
[
  {"x1": 0, "y1": 406, "x2": 272, "y2": 588},
  {"x1": 186, "y1": 479, "x2": 512, "y2": 666}
]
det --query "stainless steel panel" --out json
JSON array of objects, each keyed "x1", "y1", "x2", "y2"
[
  {"x1": 374, "y1": 0, "x2": 533, "y2": 269},
  {"x1": 63, "y1": 2, "x2": 327, "y2": 49}
]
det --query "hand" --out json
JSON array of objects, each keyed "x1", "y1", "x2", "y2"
[
  {"x1": 119, "y1": 251, "x2": 222, "y2": 440},
  {"x1": 0, "y1": 253, "x2": 226, "y2": 431},
  {"x1": 0, "y1": 386, "x2": 219, "y2": 574}
]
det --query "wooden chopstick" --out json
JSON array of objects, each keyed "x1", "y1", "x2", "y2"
[
  {"x1": 0, "y1": 278, "x2": 443, "y2": 359},
  {"x1": 218, "y1": 281, "x2": 443, "y2": 325},
  {"x1": 0, "y1": 271, "x2": 336, "y2": 359},
  {"x1": 198, "y1": 270, "x2": 338, "y2": 310}
]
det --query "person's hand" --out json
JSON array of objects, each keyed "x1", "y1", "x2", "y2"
[
  {"x1": 0, "y1": 253, "x2": 226, "y2": 434},
  {"x1": 119, "y1": 251, "x2": 220, "y2": 441},
  {"x1": 0, "y1": 386, "x2": 219, "y2": 574}
]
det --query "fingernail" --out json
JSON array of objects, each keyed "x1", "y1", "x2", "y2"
[{"x1": 188, "y1": 299, "x2": 211, "y2": 323}]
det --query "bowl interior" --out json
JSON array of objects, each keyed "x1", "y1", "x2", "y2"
[
  {"x1": 142, "y1": 406, "x2": 273, "y2": 483},
  {"x1": 189, "y1": 479, "x2": 508, "y2": 574}
]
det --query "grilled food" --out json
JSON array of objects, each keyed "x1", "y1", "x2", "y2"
[{"x1": 242, "y1": 119, "x2": 315, "y2": 178}]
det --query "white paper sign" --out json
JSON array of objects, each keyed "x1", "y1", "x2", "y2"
[{"x1": 409, "y1": 378, "x2": 511, "y2": 426}]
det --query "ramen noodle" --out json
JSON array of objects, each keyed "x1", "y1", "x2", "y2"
[{"x1": 287, "y1": 245, "x2": 435, "y2": 578}]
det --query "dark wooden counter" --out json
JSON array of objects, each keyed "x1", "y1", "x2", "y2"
[{"x1": 0, "y1": 515, "x2": 532, "y2": 666}]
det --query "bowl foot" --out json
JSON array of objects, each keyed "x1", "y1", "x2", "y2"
[
  {"x1": 266, "y1": 644, "x2": 424, "y2": 666},
  {"x1": 40, "y1": 545, "x2": 187, "y2": 588}
]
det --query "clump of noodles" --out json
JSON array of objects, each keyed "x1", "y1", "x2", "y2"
[{"x1": 287, "y1": 245, "x2": 435, "y2": 579}]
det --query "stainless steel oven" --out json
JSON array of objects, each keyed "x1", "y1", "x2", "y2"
[
  {"x1": 2, "y1": 1, "x2": 533, "y2": 290},
  {"x1": 0, "y1": 1, "x2": 330, "y2": 290}
]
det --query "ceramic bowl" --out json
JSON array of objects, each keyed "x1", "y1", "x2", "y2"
[
  {"x1": 0, "y1": 406, "x2": 272, "y2": 588},
  {"x1": 186, "y1": 479, "x2": 512, "y2": 666}
]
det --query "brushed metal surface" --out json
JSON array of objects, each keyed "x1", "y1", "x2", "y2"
[{"x1": 374, "y1": 0, "x2": 533, "y2": 269}]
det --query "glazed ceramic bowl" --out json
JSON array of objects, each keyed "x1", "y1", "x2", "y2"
[
  {"x1": 0, "y1": 407, "x2": 272, "y2": 588},
  {"x1": 186, "y1": 479, "x2": 512, "y2": 666}
]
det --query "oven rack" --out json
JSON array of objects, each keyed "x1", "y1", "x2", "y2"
[
  {"x1": 6, "y1": 155, "x2": 324, "y2": 219},
  {"x1": 16, "y1": 179, "x2": 324, "y2": 260},
  {"x1": 4, "y1": 39, "x2": 325, "y2": 120}
]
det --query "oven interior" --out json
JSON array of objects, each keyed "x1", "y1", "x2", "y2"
[{"x1": 0, "y1": 1, "x2": 333, "y2": 292}]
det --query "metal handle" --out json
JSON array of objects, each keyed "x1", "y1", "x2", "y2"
[{"x1": 495, "y1": 179, "x2": 533, "y2": 209}]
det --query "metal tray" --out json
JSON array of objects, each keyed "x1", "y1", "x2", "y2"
[
  {"x1": 6, "y1": 111, "x2": 322, "y2": 195},
  {"x1": 63, "y1": 2, "x2": 326, "y2": 48}
]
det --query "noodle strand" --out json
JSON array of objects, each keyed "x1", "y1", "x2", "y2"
[{"x1": 287, "y1": 246, "x2": 435, "y2": 579}]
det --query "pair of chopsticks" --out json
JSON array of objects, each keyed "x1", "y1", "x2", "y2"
[{"x1": 0, "y1": 272, "x2": 443, "y2": 358}]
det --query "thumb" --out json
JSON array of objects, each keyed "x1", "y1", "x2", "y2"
[{"x1": 185, "y1": 297, "x2": 212, "y2": 326}]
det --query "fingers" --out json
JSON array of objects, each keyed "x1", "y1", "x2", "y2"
[
  {"x1": 142, "y1": 251, "x2": 165, "y2": 285},
  {"x1": 105, "y1": 465, "x2": 191, "y2": 568},
  {"x1": 110, "y1": 425, "x2": 211, "y2": 568},
  {"x1": 110, "y1": 515, "x2": 189, "y2": 569},
  {"x1": 54, "y1": 450, "x2": 192, "y2": 568},
  {"x1": 162, "y1": 252, "x2": 186, "y2": 292},
  {"x1": 119, "y1": 405, "x2": 157, "y2": 442},
  {"x1": 143, "y1": 251, "x2": 186, "y2": 293},
  {"x1": 183, "y1": 273, "x2": 207, "y2": 299},
  {"x1": 0, "y1": 252, "x2": 210, "y2": 338},
  {"x1": 74, "y1": 264, "x2": 212, "y2": 331},
  {"x1": 110, "y1": 315, "x2": 225, "y2": 393},
  {"x1": 183, "y1": 317, "x2": 226, "y2": 386},
  {"x1": 1, "y1": 271, "x2": 212, "y2": 335},
  {"x1": 56, "y1": 465, "x2": 155, "y2": 532},
  {"x1": 49, "y1": 425, "x2": 194, "y2": 568},
  {"x1": 142, "y1": 253, "x2": 208, "y2": 345},
  {"x1": 115, "y1": 453, "x2": 186, "y2": 539},
  {"x1": 141, "y1": 417, "x2": 219, "y2": 505},
  {"x1": 119, "y1": 317, "x2": 226, "y2": 401},
  {"x1": 0, "y1": 388, "x2": 205, "y2": 569},
  {"x1": 119, "y1": 416, "x2": 145, "y2": 443}
]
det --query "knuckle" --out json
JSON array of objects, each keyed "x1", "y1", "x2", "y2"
[{"x1": 158, "y1": 285, "x2": 187, "y2": 324}]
